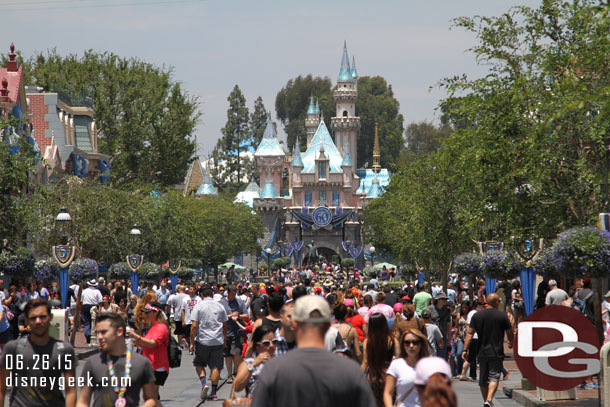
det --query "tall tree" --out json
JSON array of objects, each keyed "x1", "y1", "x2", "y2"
[
  {"x1": 13, "y1": 50, "x2": 200, "y2": 188},
  {"x1": 403, "y1": 121, "x2": 452, "y2": 158},
  {"x1": 355, "y1": 76, "x2": 405, "y2": 169},
  {"x1": 249, "y1": 96, "x2": 271, "y2": 150},
  {"x1": 275, "y1": 75, "x2": 334, "y2": 151},
  {"x1": 212, "y1": 85, "x2": 251, "y2": 193}
]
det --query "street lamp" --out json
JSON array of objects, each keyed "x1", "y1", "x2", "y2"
[
  {"x1": 370, "y1": 246, "x2": 376, "y2": 268},
  {"x1": 265, "y1": 247, "x2": 272, "y2": 277},
  {"x1": 52, "y1": 207, "x2": 75, "y2": 310},
  {"x1": 127, "y1": 224, "x2": 144, "y2": 295}
]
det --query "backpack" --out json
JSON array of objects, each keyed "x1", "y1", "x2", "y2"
[{"x1": 167, "y1": 334, "x2": 181, "y2": 368}]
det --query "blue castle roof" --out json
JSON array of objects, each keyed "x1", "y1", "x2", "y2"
[
  {"x1": 341, "y1": 148, "x2": 353, "y2": 167},
  {"x1": 351, "y1": 56, "x2": 359, "y2": 79},
  {"x1": 367, "y1": 176, "x2": 381, "y2": 198},
  {"x1": 291, "y1": 137, "x2": 304, "y2": 167},
  {"x1": 337, "y1": 41, "x2": 354, "y2": 83},
  {"x1": 260, "y1": 181, "x2": 278, "y2": 198},
  {"x1": 307, "y1": 96, "x2": 316, "y2": 115},
  {"x1": 302, "y1": 121, "x2": 343, "y2": 173},
  {"x1": 196, "y1": 167, "x2": 217, "y2": 195},
  {"x1": 255, "y1": 119, "x2": 284, "y2": 156},
  {"x1": 357, "y1": 168, "x2": 390, "y2": 195}
]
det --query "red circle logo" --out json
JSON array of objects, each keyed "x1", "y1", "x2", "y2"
[{"x1": 514, "y1": 305, "x2": 600, "y2": 391}]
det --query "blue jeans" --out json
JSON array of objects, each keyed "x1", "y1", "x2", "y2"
[{"x1": 455, "y1": 339, "x2": 465, "y2": 376}]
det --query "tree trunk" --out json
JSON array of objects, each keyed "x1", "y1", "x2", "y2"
[{"x1": 594, "y1": 277, "x2": 604, "y2": 346}]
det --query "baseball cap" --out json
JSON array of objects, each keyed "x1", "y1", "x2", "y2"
[
  {"x1": 435, "y1": 292, "x2": 448, "y2": 300},
  {"x1": 344, "y1": 298, "x2": 354, "y2": 307},
  {"x1": 293, "y1": 295, "x2": 331, "y2": 323},
  {"x1": 548, "y1": 279, "x2": 558, "y2": 286},
  {"x1": 393, "y1": 302, "x2": 403, "y2": 313},
  {"x1": 142, "y1": 301, "x2": 163, "y2": 313},
  {"x1": 605, "y1": 290, "x2": 610, "y2": 298},
  {"x1": 414, "y1": 356, "x2": 452, "y2": 385},
  {"x1": 421, "y1": 309, "x2": 432, "y2": 319}
]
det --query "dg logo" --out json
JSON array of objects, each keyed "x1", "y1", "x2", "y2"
[{"x1": 515, "y1": 305, "x2": 600, "y2": 391}]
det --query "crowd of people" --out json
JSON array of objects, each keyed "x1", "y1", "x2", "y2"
[{"x1": 0, "y1": 261, "x2": 605, "y2": 406}]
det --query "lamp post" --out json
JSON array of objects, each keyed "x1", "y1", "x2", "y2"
[
  {"x1": 52, "y1": 207, "x2": 76, "y2": 311},
  {"x1": 370, "y1": 246, "x2": 376, "y2": 269},
  {"x1": 127, "y1": 224, "x2": 143, "y2": 295},
  {"x1": 265, "y1": 247, "x2": 272, "y2": 277}
]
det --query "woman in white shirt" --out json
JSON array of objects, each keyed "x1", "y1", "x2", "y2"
[{"x1": 383, "y1": 328, "x2": 429, "y2": 407}]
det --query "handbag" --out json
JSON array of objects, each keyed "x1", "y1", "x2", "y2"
[{"x1": 223, "y1": 386, "x2": 252, "y2": 407}]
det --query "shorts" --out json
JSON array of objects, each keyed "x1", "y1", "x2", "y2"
[
  {"x1": 224, "y1": 335, "x2": 243, "y2": 357},
  {"x1": 478, "y1": 357, "x2": 502, "y2": 387},
  {"x1": 194, "y1": 343, "x2": 224, "y2": 371},
  {"x1": 183, "y1": 324, "x2": 192, "y2": 339},
  {"x1": 173, "y1": 320, "x2": 183, "y2": 335},
  {"x1": 154, "y1": 370, "x2": 169, "y2": 386}
]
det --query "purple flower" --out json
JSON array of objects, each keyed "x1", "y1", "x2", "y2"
[
  {"x1": 109, "y1": 262, "x2": 131, "y2": 280},
  {"x1": 480, "y1": 250, "x2": 520, "y2": 279},
  {"x1": 68, "y1": 258, "x2": 98, "y2": 282},
  {"x1": 454, "y1": 253, "x2": 482, "y2": 276},
  {"x1": 551, "y1": 226, "x2": 610, "y2": 278},
  {"x1": 33, "y1": 259, "x2": 59, "y2": 282}
]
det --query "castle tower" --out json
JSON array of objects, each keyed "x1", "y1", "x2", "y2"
[
  {"x1": 372, "y1": 121, "x2": 381, "y2": 173},
  {"x1": 331, "y1": 41, "x2": 360, "y2": 171},
  {"x1": 305, "y1": 96, "x2": 320, "y2": 148}
]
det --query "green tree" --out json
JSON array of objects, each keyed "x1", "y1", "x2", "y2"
[
  {"x1": 250, "y1": 96, "x2": 271, "y2": 150},
  {"x1": 403, "y1": 121, "x2": 452, "y2": 158},
  {"x1": 13, "y1": 50, "x2": 200, "y2": 188},
  {"x1": 355, "y1": 76, "x2": 405, "y2": 169},
  {"x1": 275, "y1": 75, "x2": 334, "y2": 151},
  {"x1": 212, "y1": 85, "x2": 251, "y2": 193}
]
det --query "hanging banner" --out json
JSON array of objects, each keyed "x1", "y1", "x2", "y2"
[
  {"x1": 130, "y1": 271, "x2": 140, "y2": 296},
  {"x1": 290, "y1": 241, "x2": 304, "y2": 266},
  {"x1": 476, "y1": 241, "x2": 504, "y2": 294},
  {"x1": 514, "y1": 238, "x2": 543, "y2": 268},
  {"x1": 484, "y1": 277, "x2": 497, "y2": 295},
  {"x1": 127, "y1": 255, "x2": 144, "y2": 272},
  {"x1": 52, "y1": 245, "x2": 76, "y2": 269},
  {"x1": 416, "y1": 265, "x2": 425, "y2": 285},
  {"x1": 291, "y1": 209, "x2": 353, "y2": 230},
  {"x1": 513, "y1": 237, "x2": 543, "y2": 315},
  {"x1": 520, "y1": 266, "x2": 536, "y2": 316}
]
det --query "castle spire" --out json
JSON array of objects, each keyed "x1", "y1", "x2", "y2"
[
  {"x1": 307, "y1": 96, "x2": 316, "y2": 115},
  {"x1": 337, "y1": 41, "x2": 354, "y2": 82},
  {"x1": 372, "y1": 121, "x2": 381, "y2": 173},
  {"x1": 351, "y1": 56, "x2": 359, "y2": 80}
]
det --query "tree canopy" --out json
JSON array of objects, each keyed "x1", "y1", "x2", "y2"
[{"x1": 14, "y1": 49, "x2": 200, "y2": 188}]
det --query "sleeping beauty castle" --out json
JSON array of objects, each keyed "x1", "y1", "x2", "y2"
[{"x1": 244, "y1": 43, "x2": 390, "y2": 266}]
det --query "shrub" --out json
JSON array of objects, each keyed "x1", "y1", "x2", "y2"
[
  {"x1": 0, "y1": 246, "x2": 36, "y2": 277},
  {"x1": 69, "y1": 258, "x2": 98, "y2": 282},
  {"x1": 109, "y1": 262, "x2": 131, "y2": 280},
  {"x1": 454, "y1": 252, "x2": 482, "y2": 278},
  {"x1": 341, "y1": 258, "x2": 355, "y2": 269},
  {"x1": 33, "y1": 259, "x2": 59, "y2": 282},
  {"x1": 480, "y1": 250, "x2": 520, "y2": 279},
  {"x1": 551, "y1": 226, "x2": 610, "y2": 278}
]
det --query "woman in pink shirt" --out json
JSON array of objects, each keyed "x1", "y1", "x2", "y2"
[{"x1": 129, "y1": 301, "x2": 169, "y2": 407}]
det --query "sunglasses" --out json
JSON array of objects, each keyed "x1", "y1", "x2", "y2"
[
  {"x1": 257, "y1": 339, "x2": 279, "y2": 346},
  {"x1": 404, "y1": 340, "x2": 421, "y2": 346}
]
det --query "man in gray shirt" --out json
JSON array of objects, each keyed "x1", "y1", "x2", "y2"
[
  {"x1": 545, "y1": 280, "x2": 569, "y2": 305},
  {"x1": 190, "y1": 286, "x2": 228, "y2": 401},
  {"x1": 252, "y1": 296, "x2": 375, "y2": 407}
]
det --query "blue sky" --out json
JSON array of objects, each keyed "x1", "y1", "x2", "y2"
[{"x1": 3, "y1": 0, "x2": 539, "y2": 158}]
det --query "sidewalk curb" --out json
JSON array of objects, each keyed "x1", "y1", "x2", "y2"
[{"x1": 504, "y1": 387, "x2": 551, "y2": 407}]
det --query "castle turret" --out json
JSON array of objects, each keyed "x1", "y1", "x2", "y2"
[
  {"x1": 372, "y1": 122, "x2": 381, "y2": 173},
  {"x1": 305, "y1": 96, "x2": 320, "y2": 147},
  {"x1": 331, "y1": 41, "x2": 360, "y2": 170}
]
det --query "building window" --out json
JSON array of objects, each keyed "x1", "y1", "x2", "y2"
[
  {"x1": 319, "y1": 190, "x2": 327, "y2": 206},
  {"x1": 332, "y1": 189, "x2": 340, "y2": 206},
  {"x1": 318, "y1": 161, "x2": 326, "y2": 179},
  {"x1": 305, "y1": 190, "x2": 312, "y2": 206},
  {"x1": 343, "y1": 111, "x2": 348, "y2": 117}
]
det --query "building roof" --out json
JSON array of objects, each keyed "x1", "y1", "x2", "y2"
[
  {"x1": 260, "y1": 181, "x2": 278, "y2": 198},
  {"x1": 307, "y1": 96, "x2": 316, "y2": 115},
  {"x1": 0, "y1": 44, "x2": 22, "y2": 105},
  {"x1": 255, "y1": 119, "x2": 284, "y2": 156},
  {"x1": 302, "y1": 120, "x2": 343, "y2": 173},
  {"x1": 337, "y1": 41, "x2": 354, "y2": 83},
  {"x1": 351, "y1": 56, "x2": 359, "y2": 79},
  {"x1": 367, "y1": 175, "x2": 381, "y2": 198},
  {"x1": 356, "y1": 168, "x2": 391, "y2": 194},
  {"x1": 291, "y1": 137, "x2": 304, "y2": 167},
  {"x1": 235, "y1": 179, "x2": 260, "y2": 207},
  {"x1": 196, "y1": 167, "x2": 217, "y2": 195}
]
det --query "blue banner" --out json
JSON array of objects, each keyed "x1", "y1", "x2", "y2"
[
  {"x1": 520, "y1": 266, "x2": 536, "y2": 316},
  {"x1": 59, "y1": 267, "x2": 69, "y2": 309},
  {"x1": 290, "y1": 241, "x2": 304, "y2": 266},
  {"x1": 484, "y1": 277, "x2": 497, "y2": 294},
  {"x1": 169, "y1": 273, "x2": 178, "y2": 294},
  {"x1": 130, "y1": 271, "x2": 140, "y2": 296},
  {"x1": 417, "y1": 269, "x2": 425, "y2": 285}
]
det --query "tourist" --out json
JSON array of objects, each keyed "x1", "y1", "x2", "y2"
[
  {"x1": 359, "y1": 294, "x2": 374, "y2": 319},
  {"x1": 333, "y1": 302, "x2": 362, "y2": 360},
  {"x1": 395, "y1": 303, "x2": 426, "y2": 338},
  {"x1": 127, "y1": 294, "x2": 138, "y2": 329},
  {"x1": 420, "y1": 309, "x2": 443, "y2": 356},
  {"x1": 180, "y1": 285, "x2": 201, "y2": 355},
  {"x1": 345, "y1": 298, "x2": 366, "y2": 343},
  {"x1": 220, "y1": 285, "x2": 249, "y2": 381},
  {"x1": 453, "y1": 301, "x2": 470, "y2": 377},
  {"x1": 252, "y1": 296, "x2": 376, "y2": 407},
  {"x1": 368, "y1": 292, "x2": 395, "y2": 328},
  {"x1": 233, "y1": 325, "x2": 277, "y2": 396},
  {"x1": 413, "y1": 284, "x2": 431, "y2": 317},
  {"x1": 476, "y1": 280, "x2": 487, "y2": 303},
  {"x1": 135, "y1": 291, "x2": 158, "y2": 338},
  {"x1": 545, "y1": 279, "x2": 568, "y2": 305},
  {"x1": 81, "y1": 279, "x2": 103, "y2": 344},
  {"x1": 247, "y1": 292, "x2": 287, "y2": 356},
  {"x1": 511, "y1": 280, "x2": 525, "y2": 330},
  {"x1": 190, "y1": 285, "x2": 228, "y2": 401},
  {"x1": 78, "y1": 312, "x2": 156, "y2": 407},
  {"x1": 462, "y1": 293, "x2": 513, "y2": 407},
  {"x1": 167, "y1": 285, "x2": 188, "y2": 348},
  {"x1": 414, "y1": 357, "x2": 457, "y2": 407},
  {"x1": 427, "y1": 292, "x2": 451, "y2": 360},
  {"x1": 155, "y1": 282, "x2": 171, "y2": 312},
  {"x1": 383, "y1": 328, "x2": 429, "y2": 407},
  {"x1": 362, "y1": 313, "x2": 399, "y2": 407}
]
